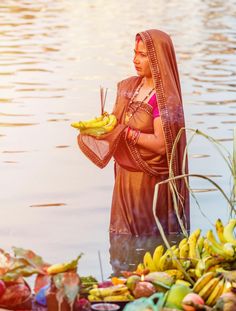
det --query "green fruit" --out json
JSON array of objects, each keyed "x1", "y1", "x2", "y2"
[
  {"x1": 165, "y1": 284, "x2": 192, "y2": 309},
  {"x1": 145, "y1": 272, "x2": 174, "y2": 287},
  {"x1": 126, "y1": 275, "x2": 141, "y2": 291}
]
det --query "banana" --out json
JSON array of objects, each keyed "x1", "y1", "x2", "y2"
[
  {"x1": 102, "y1": 114, "x2": 117, "y2": 133},
  {"x1": 197, "y1": 236, "x2": 205, "y2": 257},
  {"x1": 88, "y1": 295, "x2": 101, "y2": 302},
  {"x1": 223, "y1": 219, "x2": 236, "y2": 245},
  {"x1": 143, "y1": 251, "x2": 156, "y2": 272},
  {"x1": 205, "y1": 256, "x2": 225, "y2": 272},
  {"x1": 157, "y1": 252, "x2": 172, "y2": 272},
  {"x1": 207, "y1": 264, "x2": 221, "y2": 272},
  {"x1": 71, "y1": 114, "x2": 106, "y2": 129},
  {"x1": 79, "y1": 114, "x2": 117, "y2": 136},
  {"x1": 71, "y1": 122, "x2": 83, "y2": 129},
  {"x1": 182, "y1": 260, "x2": 191, "y2": 270},
  {"x1": 152, "y1": 245, "x2": 164, "y2": 270},
  {"x1": 203, "y1": 239, "x2": 232, "y2": 260},
  {"x1": 187, "y1": 268, "x2": 198, "y2": 281},
  {"x1": 179, "y1": 243, "x2": 189, "y2": 261},
  {"x1": 206, "y1": 230, "x2": 235, "y2": 258},
  {"x1": 104, "y1": 294, "x2": 134, "y2": 302},
  {"x1": 47, "y1": 255, "x2": 81, "y2": 274},
  {"x1": 193, "y1": 271, "x2": 216, "y2": 293},
  {"x1": 136, "y1": 263, "x2": 145, "y2": 273},
  {"x1": 205, "y1": 278, "x2": 225, "y2": 306},
  {"x1": 171, "y1": 248, "x2": 180, "y2": 269},
  {"x1": 195, "y1": 254, "x2": 220, "y2": 279},
  {"x1": 81, "y1": 115, "x2": 110, "y2": 129},
  {"x1": 223, "y1": 242, "x2": 235, "y2": 258},
  {"x1": 89, "y1": 285, "x2": 129, "y2": 298},
  {"x1": 195, "y1": 258, "x2": 206, "y2": 278},
  {"x1": 164, "y1": 269, "x2": 185, "y2": 280},
  {"x1": 195, "y1": 256, "x2": 222, "y2": 278},
  {"x1": 206, "y1": 229, "x2": 224, "y2": 250},
  {"x1": 188, "y1": 228, "x2": 201, "y2": 267},
  {"x1": 178, "y1": 237, "x2": 188, "y2": 249},
  {"x1": 222, "y1": 280, "x2": 233, "y2": 293},
  {"x1": 198, "y1": 276, "x2": 221, "y2": 300},
  {"x1": 79, "y1": 127, "x2": 108, "y2": 136},
  {"x1": 215, "y1": 218, "x2": 227, "y2": 243}
]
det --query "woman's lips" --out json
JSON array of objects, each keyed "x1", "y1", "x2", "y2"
[{"x1": 135, "y1": 67, "x2": 141, "y2": 71}]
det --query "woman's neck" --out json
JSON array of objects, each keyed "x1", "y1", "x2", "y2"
[{"x1": 142, "y1": 76, "x2": 154, "y2": 89}]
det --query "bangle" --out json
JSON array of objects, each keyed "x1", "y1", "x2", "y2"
[
  {"x1": 133, "y1": 130, "x2": 141, "y2": 145},
  {"x1": 125, "y1": 126, "x2": 131, "y2": 141},
  {"x1": 128, "y1": 128, "x2": 140, "y2": 145}
]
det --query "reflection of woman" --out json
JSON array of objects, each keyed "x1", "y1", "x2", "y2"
[
  {"x1": 109, "y1": 233, "x2": 183, "y2": 276},
  {"x1": 109, "y1": 233, "x2": 164, "y2": 276},
  {"x1": 78, "y1": 29, "x2": 190, "y2": 236}
]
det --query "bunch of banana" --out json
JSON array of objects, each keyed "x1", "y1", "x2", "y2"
[
  {"x1": 142, "y1": 245, "x2": 177, "y2": 273},
  {"x1": 193, "y1": 271, "x2": 231, "y2": 306},
  {"x1": 88, "y1": 284, "x2": 134, "y2": 302},
  {"x1": 222, "y1": 219, "x2": 236, "y2": 245},
  {"x1": 46, "y1": 254, "x2": 83, "y2": 275},
  {"x1": 202, "y1": 220, "x2": 236, "y2": 261},
  {"x1": 194, "y1": 255, "x2": 224, "y2": 278},
  {"x1": 135, "y1": 219, "x2": 236, "y2": 287},
  {"x1": 193, "y1": 271, "x2": 225, "y2": 306},
  {"x1": 71, "y1": 112, "x2": 117, "y2": 136},
  {"x1": 188, "y1": 228, "x2": 202, "y2": 267}
]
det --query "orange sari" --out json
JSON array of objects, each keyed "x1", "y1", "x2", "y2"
[{"x1": 78, "y1": 29, "x2": 190, "y2": 235}]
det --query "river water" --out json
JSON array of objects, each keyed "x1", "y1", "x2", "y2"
[{"x1": 0, "y1": 0, "x2": 235, "y2": 282}]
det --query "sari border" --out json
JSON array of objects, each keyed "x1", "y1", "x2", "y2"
[{"x1": 139, "y1": 31, "x2": 178, "y2": 176}]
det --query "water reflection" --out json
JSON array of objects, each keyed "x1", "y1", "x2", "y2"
[{"x1": 109, "y1": 233, "x2": 184, "y2": 276}]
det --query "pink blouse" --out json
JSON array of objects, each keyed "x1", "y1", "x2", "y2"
[{"x1": 148, "y1": 93, "x2": 160, "y2": 118}]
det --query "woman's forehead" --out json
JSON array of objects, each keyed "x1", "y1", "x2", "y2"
[{"x1": 135, "y1": 40, "x2": 146, "y2": 52}]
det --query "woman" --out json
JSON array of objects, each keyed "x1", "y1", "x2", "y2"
[{"x1": 78, "y1": 29, "x2": 190, "y2": 236}]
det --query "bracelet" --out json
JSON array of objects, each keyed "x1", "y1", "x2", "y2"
[
  {"x1": 128, "y1": 128, "x2": 140, "y2": 145},
  {"x1": 125, "y1": 127, "x2": 141, "y2": 145},
  {"x1": 133, "y1": 130, "x2": 141, "y2": 145},
  {"x1": 125, "y1": 126, "x2": 131, "y2": 141}
]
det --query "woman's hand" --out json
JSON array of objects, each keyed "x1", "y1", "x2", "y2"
[{"x1": 125, "y1": 118, "x2": 166, "y2": 155}]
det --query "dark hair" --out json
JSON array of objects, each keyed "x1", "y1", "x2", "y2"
[{"x1": 135, "y1": 34, "x2": 142, "y2": 43}]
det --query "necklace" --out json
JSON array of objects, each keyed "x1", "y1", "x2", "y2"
[{"x1": 125, "y1": 83, "x2": 155, "y2": 124}]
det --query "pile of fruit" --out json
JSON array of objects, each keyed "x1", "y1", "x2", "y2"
[
  {"x1": 71, "y1": 112, "x2": 117, "y2": 136},
  {"x1": 123, "y1": 218, "x2": 236, "y2": 310},
  {"x1": 83, "y1": 218, "x2": 236, "y2": 310},
  {"x1": 1, "y1": 218, "x2": 236, "y2": 310}
]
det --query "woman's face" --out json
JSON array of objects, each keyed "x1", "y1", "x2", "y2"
[{"x1": 133, "y1": 39, "x2": 152, "y2": 78}]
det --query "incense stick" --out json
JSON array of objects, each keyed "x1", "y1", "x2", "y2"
[
  {"x1": 98, "y1": 250, "x2": 104, "y2": 282},
  {"x1": 100, "y1": 86, "x2": 108, "y2": 115}
]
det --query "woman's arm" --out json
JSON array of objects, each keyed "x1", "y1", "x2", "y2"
[{"x1": 126, "y1": 117, "x2": 166, "y2": 155}]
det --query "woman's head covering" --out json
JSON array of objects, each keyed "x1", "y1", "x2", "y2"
[
  {"x1": 138, "y1": 29, "x2": 184, "y2": 172},
  {"x1": 137, "y1": 29, "x2": 189, "y2": 232}
]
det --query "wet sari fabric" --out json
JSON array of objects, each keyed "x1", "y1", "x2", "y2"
[{"x1": 78, "y1": 29, "x2": 190, "y2": 235}]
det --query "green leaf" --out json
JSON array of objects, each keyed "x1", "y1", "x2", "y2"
[
  {"x1": 0, "y1": 264, "x2": 39, "y2": 281},
  {"x1": 12, "y1": 247, "x2": 49, "y2": 274}
]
